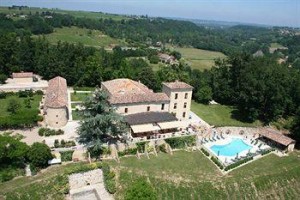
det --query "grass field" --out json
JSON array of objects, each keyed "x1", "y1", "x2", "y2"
[
  {"x1": 37, "y1": 26, "x2": 126, "y2": 48},
  {"x1": 167, "y1": 45, "x2": 226, "y2": 71},
  {"x1": 191, "y1": 101, "x2": 261, "y2": 127},
  {"x1": 270, "y1": 43, "x2": 285, "y2": 48},
  {"x1": 108, "y1": 150, "x2": 300, "y2": 200},
  {"x1": 0, "y1": 6, "x2": 130, "y2": 21},
  {"x1": 71, "y1": 92, "x2": 91, "y2": 102}
]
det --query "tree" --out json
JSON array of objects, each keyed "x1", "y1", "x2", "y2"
[
  {"x1": 78, "y1": 89, "x2": 127, "y2": 158},
  {"x1": 194, "y1": 85, "x2": 212, "y2": 104},
  {"x1": 0, "y1": 74, "x2": 7, "y2": 84},
  {"x1": 27, "y1": 142, "x2": 53, "y2": 168},
  {"x1": 0, "y1": 134, "x2": 29, "y2": 165},
  {"x1": 7, "y1": 97, "x2": 21, "y2": 114},
  {"x1": 124, "y1": 178, "x2": 157, "y2": 200},
  {"x1": 24, "y1": 98, "x2": 31, "y2": 108}
]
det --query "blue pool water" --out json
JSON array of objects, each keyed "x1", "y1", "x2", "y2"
[{"x1": 210, "y1": 138, "x2": 252, "y2": 157}]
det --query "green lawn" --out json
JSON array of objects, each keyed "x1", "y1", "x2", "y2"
[
  {"x1": 37, "y1": 26, "x2": 126, "y2": 48},
  {"x1": 72, "y1": 110, "x2": 83, "y2": 121},
  {"x1": 191, "y1": 101, "x2": 261, "y2": 127},
  {"x1": 71, "y1": 92, "x2": 91, "y2": 102},
  {"x1": 0, "y1": 94, "x2": 42, "y2": 127},
  {"x1": 107, "y1": 150, "x2": 300, "y2": 200},
  {"x1": 167, "y1": 45, "x2": 226, "y2": 71}
]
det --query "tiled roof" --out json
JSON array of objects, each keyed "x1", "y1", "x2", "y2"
[
  {"x1": 12, "y1": 72, "x2": 33, "y2": 78},
  {"x1": 102, "y1": 79, "x2": 169, "y2": 104},
  {"x1": 125, "y1": 112, "x2": 178, "y2": 125},
  {"x1": 163, "y1": 80, "x2": 193, "y2": 90},
  {"x1": 260, "y1": 128, "x2": 295, "y2": 146},
  {"x1": 45, "y1": 76, "x2": 68, "y2": 108}
]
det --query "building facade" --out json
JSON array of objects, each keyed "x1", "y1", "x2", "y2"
[
  {"x1": 12, "y1": 72, "x2": 33, "y2": 84},
  {"x1": 44, "y1": 76, "x2": 68, "y2": 128}
]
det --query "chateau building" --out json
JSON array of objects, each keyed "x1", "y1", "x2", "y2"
[{"x1": 101, "y1": 79, "x2": 193, "y2": 139}]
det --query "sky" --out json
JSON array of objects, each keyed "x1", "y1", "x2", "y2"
[{"x1": 1, "y1": 0, "x2": 299, "y2": 27}]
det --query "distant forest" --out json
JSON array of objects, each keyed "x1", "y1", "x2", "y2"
[{"x1": 0, "y1": 7, "x2": 300, "y2": 142}]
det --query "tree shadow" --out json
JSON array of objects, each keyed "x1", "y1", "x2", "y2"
[{"x1": 230, "y1": 109, "x2": 255, "y2": 124}]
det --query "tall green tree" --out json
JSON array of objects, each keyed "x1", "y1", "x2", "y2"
[{"x1": 78, "y1": 89, "x2": 127, "y2": 157}]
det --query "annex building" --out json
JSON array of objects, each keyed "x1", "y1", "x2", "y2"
[{"x1": 101, "y1": 79, "x2": 193, "y2": 140}]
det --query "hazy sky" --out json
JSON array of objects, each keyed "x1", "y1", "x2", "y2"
[{"x1": 1, "y1": 0, "x2": 299, "y2": 27}]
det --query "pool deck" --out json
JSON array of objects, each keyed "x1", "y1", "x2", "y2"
[{"x1": 202, "y1": 135, "x2": 271, "y2": 165}]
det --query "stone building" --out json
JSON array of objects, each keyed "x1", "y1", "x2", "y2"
[
  {"x1": 44, "y1": 76, "x2": 68, "y2": 128},
  {"x1": 101, "y1": 79, "x2": 193, "y2": 139},
  {"x1": 12, "y1": 72, "x2": 33, "y2": 84}
]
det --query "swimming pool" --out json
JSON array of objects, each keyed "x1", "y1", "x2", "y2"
[{"x1": 210, "y1": 138, "x2": 252, "y2": 157}]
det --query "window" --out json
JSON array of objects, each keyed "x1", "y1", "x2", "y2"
[
  {"x1": 56, "y1": 122, "x2": 58, "y2": 124},
  {"x1": 183, "y1": 112, "x2": 186, "y2": 118},
  {"x1": 173, "y1": 103, "x2": 177, "y2": 109},
  {"x1": 56, "y1": 115, "x2": 58, "y2": 117},
  {"x1": 125, "y1": 108, "x2": 128, "y2": 113},
  {"x1": 185, "y1": 93, "x2": 188, "y2": 99},
  {"x1": 161, "y1": 103, "x2": 165, "y2": 110},
  {"x1": 147, "y1": 106, "x2": 150, "y2": 112},
  {"x1": 184, "y1": 102, "x2": 187, "y2": 108},
  {"x1": 175, "y1": 93, "x2": 178, "y2": 99}
]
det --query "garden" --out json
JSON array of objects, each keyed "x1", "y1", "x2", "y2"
[{"x1": 0, "y1": 91, "x2": 43, "y2": 128}]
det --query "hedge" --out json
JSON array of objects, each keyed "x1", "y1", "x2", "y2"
[
  {"x1": 225, "y1": 156, "x2": 254, "y2": 171},
  {"x1": 261, "y1": 148, "x2": 274, "y2": 155},
  {"x1": 102, "y1": 163, "x2": 116, "y2": 194},
  {"x1": 165, "y1": 135, "x2": 196, "y2": 149},
  {"x1": 200, "y1": 148, "x2": 210, "y2": 156},
  {"x1": 211, "y1": 156, "x2": 224, "y2": 169},
  {"x1": 38, "y1": 128, "x2": 64, "y2": 137},
  {"x1": 54, "y1": 139, "x2": 76, "y2": 148}
]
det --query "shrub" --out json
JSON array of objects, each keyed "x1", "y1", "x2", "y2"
[
  {"x1": 0, "y1": 92, "x2": 7, "y2": 99},
  {"x1": 64, "y1": 163, "x2": 102, "y2": 175},
  {"x1": 124, "y1": 178, "x2": 157, "y2": 200},
  {"x1": 158, "y1": 144, "x2": 167, "y2": 153},
  {"x1": 136, "y1": 141, "x2": 148, "y2": 153},
  {"x1": 102, "y1": 163, "x2": 116, "y2": 194},
  {"x1": 224, "y1": 156, "x2": 254, "y2": 171},
  {"x1": 38, "y1": 127, "x2": 47, "y2": 136},
  {"x1": 35, "y1": 90, "x2": 44, "y2": 95},
  {"x1": 165, "y1": 136, "x2": 196, "y2": 149},
  {"x1": 201, "y1": 148, "x2": 210, "y2": 156},
  {"x1": 54, "y1": 139, "x2": 59, "y2": 148},
  {"x1": 211, "y1": 156, "x2": 224, "y2": 169},
  {"x1": 60, "y1": 150, "x2": 74, "y2": 162},
  {"x1": 38, "y1": 128, "x2": 64, "y2": 137},
  {"x1": 261, "y1": 148, "x2": 274, "y2": 155}
]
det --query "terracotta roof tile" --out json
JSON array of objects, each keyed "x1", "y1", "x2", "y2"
[
  {"x1": 102, "y1": 79, "x2": 170, "y2": 104},
  {"x1": 12, "y1": 72, "x2": 33, "y2": 78},
  {"x1": 45, "y1": 76, "x2": 68, "y2": 108},
  {"x1": 260, "y1": 128, "x2": 295, "y2": 146},
  {"x1": 163, "y1": 80, "x2": 193, "y2": 90}
]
